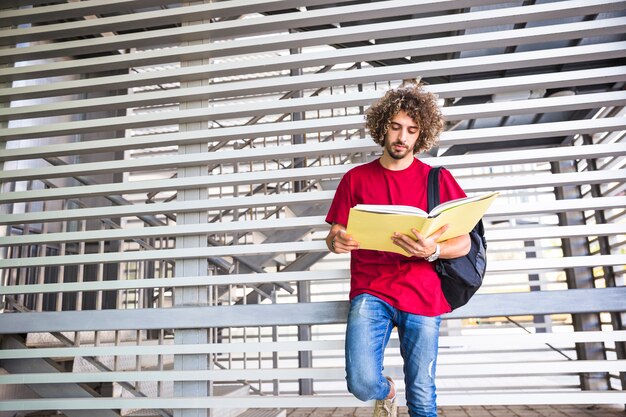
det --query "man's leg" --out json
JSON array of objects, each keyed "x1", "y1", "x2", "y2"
[
  {"x1": 396, "y1": 313, "x2": 441, "y2": 417},
  {"x1": 345, "y1": 293, "x2": 395, "y2": 401}
]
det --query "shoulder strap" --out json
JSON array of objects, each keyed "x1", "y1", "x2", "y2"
[{"x1": 427, "y1": 166, "x2": 441, "y2": 211}]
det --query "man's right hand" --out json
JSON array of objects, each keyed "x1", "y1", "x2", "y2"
[{"x1": 326, "y1": 224, "x2": 360, "y2": 254}]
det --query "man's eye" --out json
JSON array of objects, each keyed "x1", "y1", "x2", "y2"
[
  {"x1": 390, "y1": 124, "x2": 401, "y2": 130},
  {"x1": 409, "y1": 129, "x2": 418, "y2": 134}
]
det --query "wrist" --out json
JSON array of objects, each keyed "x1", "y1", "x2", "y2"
[{"x1": 425, "y1": 243, "x2": 441, "y2": 262}]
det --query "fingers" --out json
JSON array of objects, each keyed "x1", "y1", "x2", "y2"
[
  {"x1": 331, "y1": 229, "x2": 360, "y2": 254},
  {"x1": 392, "y1": 227, "x2": 443, "y2": 258},
  {"x1": 391, "y1": 232, "x2": 425, "y2": 257},
  {"x1": 429, "y1": 224, "x2": 449, "y2": 241}
]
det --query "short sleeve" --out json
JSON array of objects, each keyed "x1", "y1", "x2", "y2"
[
  {"x1": 325, "y1": 173, "x2": 353, "y2": 226},
  {"x1": 438, "y1": 168, "x2": 466, "y2": 203}
]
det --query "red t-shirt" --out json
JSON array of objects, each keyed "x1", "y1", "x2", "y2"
[{"x1": 325, "y1": 158, "x2": 467, "y2": 316}]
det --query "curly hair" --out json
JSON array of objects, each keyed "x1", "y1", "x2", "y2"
[{"x1": 365, "y1": 83, "x2": 444, "y2": 154}]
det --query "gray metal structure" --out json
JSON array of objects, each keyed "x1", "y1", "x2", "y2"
[{"x1": 0, "y1": 0, "x2": 625, "y2": 415}]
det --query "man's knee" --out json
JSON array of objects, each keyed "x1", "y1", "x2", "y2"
[
  {"x1": 347, "y1": 378, "x2": 379, "y2": 401},
  {"x1": 346, "y1": 371, "x2": 387, "y2": 401}
]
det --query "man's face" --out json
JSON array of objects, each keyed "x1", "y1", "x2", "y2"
[{"x1": 383, "y1": 110, "x2": 420, "y2": 160}]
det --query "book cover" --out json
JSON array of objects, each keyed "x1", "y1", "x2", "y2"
[{"x1": 345, "y1": 191, "x2": 499, "y2": 256}]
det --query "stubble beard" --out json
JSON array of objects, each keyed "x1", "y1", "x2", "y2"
[{"x1": 385, "y1": 140, "x2": 412, "y2": 160}]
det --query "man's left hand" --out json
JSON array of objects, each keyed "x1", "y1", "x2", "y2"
[{"x1": 391, "y1": 224, "x2": 449, "y2": 258}]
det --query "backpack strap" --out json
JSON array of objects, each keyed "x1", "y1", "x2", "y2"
[{"x1": 427, "y1": 166, "x2": 442, "y2": 211}]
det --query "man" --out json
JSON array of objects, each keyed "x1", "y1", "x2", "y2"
[{"x1": 325, "y1": 83, "x2": 471, "y2": 417}]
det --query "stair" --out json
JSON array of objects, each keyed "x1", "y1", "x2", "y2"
[
  {"x1": 236, "y1": 409, "x2": 286, "y2": 417},
  {"x1": 119, "y1": 384, "x2": 251, "y2": 417}
]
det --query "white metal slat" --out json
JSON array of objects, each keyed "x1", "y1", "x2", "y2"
[
  {"x1": 1, "y1": 330, "x2": 624, "y2": 359},
  {"x1": 1, "y1": 242, "x2": 625, "y2": 292},
  {"x1": 3, "y1": 65, "x2": 624, "y2": 161},
  {"x1": 0, "y1": 158, "x2": 623, "y2": 204},
  {"x1": 442, "y1": 117, "x2": 626, "y2": 147},
  {"x1": 3, "y1": 42, "x2": 625, "y2": 139},
  {"x1": 0, "y1": 215, "x2": 329, "y2": 246},
  {"x1": 2, "y1": 86, "x2": 379, "y2": 122},
  {"x1": 1, "y1": 219, "x2": 623, "y2": 251},
  {"x1": 0, "y1": 269, "x2": 349, "y2": 295},
  {"x1": 438, "y1": 392, "x2": 626, "y2": 406},
  {"x1": 0, "y1": 0, "x2": 510, "y2": 62},
  {"x1": 0, "y1": 112, "x2": 363, "y2": 160},
  {"x1": 488, "y1": 255, "x2": 626, "y2": 273},
  {"x1": 2, "y1": 391, "x2": 626, "y2": 410},
  {"x1": 3, "y1": 15, "x2": 624, "y2": 105},
  {"x1": 0, "y1": 137, "x2": 623, "y2": 185},
  {"x1": 1, "y1": 360, "x2": 625, "y2": 385},
  {"x1": 0, "y1": 392, "x2": 625, "y2": 410},
  {"x1": 2, "y1": 138, "x2": 374, "y2": 181},
  {"x1": 1, "y1": 289, "x2": 624, "y2": 333},
  {"x1": 0, "y1": 237, "x2": 624, "y2": 268},
  {"x1": 3, "y1": 103, "x2": 624, "y2": 183},
  {"x1": 0, "y1": 190, "x2": 337, "y2": 224},
  {"x1": 0, "y1": 0, "x2": 177, "y2": 26},
  {"x1": 0, "y1": 0, "x2": 347, "y2": 41},
  {"x1": 0, "y1": 190, "x2": 623, "y2": 226},
  {"x1": 4, "y1": 68, "x2": 625, "y2": 121},
  {"x1": 1, "y1": 0, "x2": 620, "y2": 82},
  {"x1": 486, "y1": 223, "x2": 626, "y2": 242}
]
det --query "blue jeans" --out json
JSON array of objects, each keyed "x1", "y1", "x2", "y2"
[{"x1": 345, "y1": 293, "x2": 441, "y2": 417}]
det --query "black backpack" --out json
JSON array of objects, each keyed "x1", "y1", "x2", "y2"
[{"x1": 427, "y1": 167, "x2": 487, "y2": 310}]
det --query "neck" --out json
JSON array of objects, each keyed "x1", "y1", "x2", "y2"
[{"x1": 379, "y1": 152, "x2": 415, "y2": 170}]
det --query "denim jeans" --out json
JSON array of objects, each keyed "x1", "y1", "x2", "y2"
[{"x1": 345, "y1": 293, "x2": 441, "y2": 417}]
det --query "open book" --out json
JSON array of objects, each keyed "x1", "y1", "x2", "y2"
[{"x1": 345, "y1": 191, "x2": 499, "y2": 256}]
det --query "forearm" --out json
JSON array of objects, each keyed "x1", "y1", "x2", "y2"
[{"x1": 437, "y1": 233, "x2": 471, "y2": 259}]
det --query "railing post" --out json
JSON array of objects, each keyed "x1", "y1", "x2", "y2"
[
  {"x1": 582, "y1": 134, "x2": 626, "y2": 394},
  {"x1": 551, "y1": 159, "x2": 610, "y2": 391},
  {"x1": 174, "y1": 2, "x2": 212, "y2": 416},
  {"x1": 290, "y1": 41, "x2": 314, "y2": 396}
]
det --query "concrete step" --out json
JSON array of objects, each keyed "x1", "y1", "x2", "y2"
[
  {"x1": 26, "y1": 330, "x2": 147, "y2": 347},
  {"x1": 120, "y1": 384, "x2": 251, "y2": 417},
  {"x1": 237, "y1": 409, "x2": 286, "y2": 417}
]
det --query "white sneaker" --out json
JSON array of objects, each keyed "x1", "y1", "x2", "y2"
[{"x1": 373, "y1": 378, "x2": 397, "y2": 417}]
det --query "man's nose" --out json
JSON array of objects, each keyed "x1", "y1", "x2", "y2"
[{"x1": 397, "y1": 128, "x2": 407, "y2": 142}]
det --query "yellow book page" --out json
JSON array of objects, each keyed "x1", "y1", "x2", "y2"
[
  {"x1": 346, "y1": 210, "x2": 432, "y2": 255},
  {"x1": 425, "y1": 192, "x2": 498, "y2": 241},
  {"x1": 346, "y1": 192, "x2": 498, "y2": 256}
]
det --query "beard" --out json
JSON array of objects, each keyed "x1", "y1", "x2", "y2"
[{"x1": 384, "y1": 139, "x2": 412, "y2": 160}]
